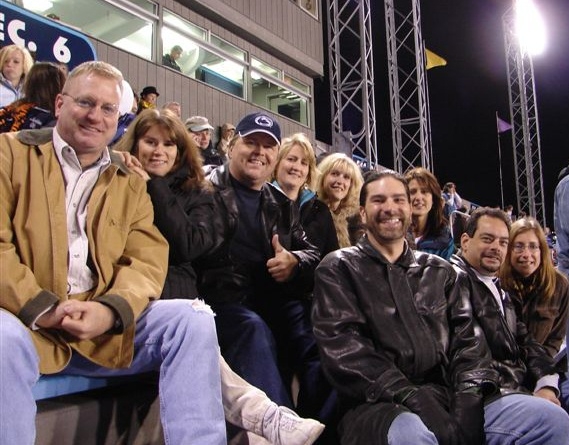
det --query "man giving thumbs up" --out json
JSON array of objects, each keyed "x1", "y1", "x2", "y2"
[{"x1": 199, "y1": 112, "x2": 337, "y2": 442}]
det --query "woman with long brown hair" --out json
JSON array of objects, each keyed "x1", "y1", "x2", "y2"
[
  {"x1": 500, "y1": 217, "x2": 569, "y2": 411},
  {"x1": 404, "y1": 167, "x2": 454, "y2": 260},
  {"x1": 500, "y1": 217, "x2": 569, "y2": 360},
  {"x1": 116, "y1": 108, "x2": 324, "y2": 444}
]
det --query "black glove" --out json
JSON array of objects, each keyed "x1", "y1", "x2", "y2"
[
  {"x1": 452, "y1": 390, "x2": 485, "y2": 445},
  {"x1": 403, "y1": 386, "x2": 461, "y2": 445}
]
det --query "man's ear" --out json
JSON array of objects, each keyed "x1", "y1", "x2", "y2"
[
  {"x1": 460, "y1": 233, "x2": 469, "y2": 251},
  {"x1": 359, "y1": 206, "x2": 367, "y2": 225}
]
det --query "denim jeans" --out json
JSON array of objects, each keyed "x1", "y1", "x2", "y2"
[
  {"x1": 485, "y1": 393, "x2": 569, "y2": 444},
  {"x1": 387, "y1": 412, "x2": 438, "y2": 444},
  {"x1": 386, "y1": 393, "x2": 569, "y2": 445},
  {"x1": 214, "y1": 299, "x2": 336, "y2": 424},
  {"x1": 561, "y1": 372, "x2": 569, "y2": 413},
  {"x1": 0, "y1": 299, "x2": 226, "y2": 445}
]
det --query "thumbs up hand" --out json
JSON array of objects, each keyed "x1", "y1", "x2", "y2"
[{"x1": 267, "y1": 234, "x2": 299, "y2": 282}]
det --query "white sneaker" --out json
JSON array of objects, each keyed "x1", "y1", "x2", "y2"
[{"x1": 262, "y1": 404, "x2": 325, "y2": 445}]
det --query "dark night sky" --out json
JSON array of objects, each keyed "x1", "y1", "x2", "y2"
[{"x1": 316, "y1": 0, "x2": 568, "y2": 227}]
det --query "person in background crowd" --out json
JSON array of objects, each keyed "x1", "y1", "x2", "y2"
[
  {"x1": 0, "y1": 62, "x2": 66, "y2": 132},
  {"x1": 186, "y1": 115, "x2": 224, "y2": 166},
  {"x1": 217, "y1": 122, "x2": 236, "y2": 158},
  {"x1": 162, "y1": 101, "x2": 182, "y2": 118},
  {"x1": 316, "y1": 153, "x2": 363, "y2": 248},
  {"x1": 198, "y1": 112, "x2": 336, "y2": 440},
  {"x1": 313, "y1": 170, "x2": 495, "y2": 445},
  {"x1": 555, "y1": 162, "x2": 569, "y2": 411},
  {"x1": 499, "y1": 217, "x2": 569, "y2": 407},
  {"x1": 404, "y1": 167, "x2": 455, "y2": 260},
  {"x1": 0, "y1": 44, "x2": 34, "y2": 107},
  {"x1": 450, "y1": 207, "x2": 569, "y2": 443},
  {"x1": 162, "y1": 45, "x2": 183, "y2": 72},
  {"x1": 110, "y1": 79, "x2": 136, "y2": 146},
  {"x1": 272, "y1": 132, "x2": 339, "y2": 262},
  {"x1": 116, "y1": 108, "x2": 324, "y2": 445},
  {"x1": 556, "y1": 163, "x2": 569, "y2": 278},
  {"x1": 0, "y1": 60, "x2": 226, "y2": 445},
  {"x1": 137, "y1": 86, "x2": 159, "y2": 114},
  {"x1": 442, "y1": 181, "x2": 463, "y2": 218},
  {"x1": 504, "y1": 204, "x2": 515, "y2": 222}
]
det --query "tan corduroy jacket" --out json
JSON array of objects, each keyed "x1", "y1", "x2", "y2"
[{"x1": 0, "y1": 128, "x2": 168, "y2": 374}]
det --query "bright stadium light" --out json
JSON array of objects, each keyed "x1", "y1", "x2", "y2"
[{"x1": 515, "y1": 0, "x2": 547, "y2": 55}]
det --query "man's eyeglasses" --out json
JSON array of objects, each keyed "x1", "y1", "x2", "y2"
[
  {"x1": 511, "y1": 243, "x2": 540, "y2": 253},
  {"x1": 62, "y1": 93, "x2": 119, "y2": 117}
]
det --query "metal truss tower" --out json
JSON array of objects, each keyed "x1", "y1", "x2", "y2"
[
  {"x1": 327, "y1": 0, "x2": 377, "y2": 169},
  {"x1": 384, "y1": 0, "x2": 432, "y2": 173},
  {"x1": 503, "y1": 8, "x2": 546, "y2": 225}
]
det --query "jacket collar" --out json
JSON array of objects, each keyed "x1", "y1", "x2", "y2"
[
  {"x1": 357, "y1": 235, "x2": 419, "y2": 269},
  {"x1": 16, "y1": 128, "x2": 129, "y2": 175}
]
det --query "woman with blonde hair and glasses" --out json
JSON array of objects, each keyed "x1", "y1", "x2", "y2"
[
  {"x1": 500, "y1": 217, "x2": 569, "y2": 358},
  {"x1": 272, "y1": 133, "x2": 338, "y2": 257},
  {"x1": 316, "y1": 153, "x2": 363, "y2": 248},
  {"x1": 499, "y1": 217, "x2": 569, "y2": 410}
]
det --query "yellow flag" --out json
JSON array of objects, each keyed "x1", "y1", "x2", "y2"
[{"x1": 425, "y1": 48, "x2": 447, "y2": 70}]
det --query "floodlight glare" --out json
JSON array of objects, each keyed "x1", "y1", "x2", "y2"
[{"x1": 515, "y1": 0, "x2": 547, "y2": 55}]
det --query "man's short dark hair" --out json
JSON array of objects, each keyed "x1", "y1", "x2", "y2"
[
  {"x1": 359, "y1": 169, "x2": 409, "y2": 206},
  {"x1": 464, "y1": 207, "x2": 511, "y2": 237}
]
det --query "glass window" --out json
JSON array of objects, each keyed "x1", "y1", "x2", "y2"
[
  {"x1": 252, "y1": 58, "x2": 281, "y2": 80},
  {"x1": 23, "y1": 0, "x2": 156, "y2": 61},
  {"x1": 301, "y1": 0, "x2": 318, "y2": 18},
  {"x1": 284, "y1": 74, "x2": 310, "y2": 95},
  {"x1": 292, "y1": 0, "x2": 319, "y2": 18},
  {"x1": 162, "y1": 11, "x2": 245, "y2": 98},
  {"x1": 211, "y1": 35, "x2": 246, "y2": 61},
  {"x1": 251, "y1": 76, "x2": 309, "y2": 126},
  {"x1": 163, "y1": 10, "x2": 206, "y2": 41},
  {"x1": 196, "y1": 49, "x2": 244, "y2": 98}
]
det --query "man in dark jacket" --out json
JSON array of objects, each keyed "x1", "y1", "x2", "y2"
[
  {"x1": 450, "y1": 207, "x2": 569, "y2": 443},
  {"x1": 197, "y1": 112, "x2": 336, "y2": 433},
  {"x1": 313, "y1": 170, "x2": 496, "y2": 445},
  {"x1": 313, "y1": 171, "x2": 569, "y2": 444}
]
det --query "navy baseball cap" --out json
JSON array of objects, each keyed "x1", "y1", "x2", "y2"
[{"x1": 235, "y1": 112, "x2": 281, "y2": 145}]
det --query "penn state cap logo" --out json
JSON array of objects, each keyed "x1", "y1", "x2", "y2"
[{"x1": 254, "y1": 115, "x2": 274, "y2": 128}]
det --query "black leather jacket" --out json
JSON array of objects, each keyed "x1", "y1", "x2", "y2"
[
  {"x1": 313, "y1": 238, "x2": 496, "y2": 405},
  {"x1": 450, "y1": 254, "x2": 556, "y2": 393},
  {"x1": 196, "y1": 164, "x2": 320, "y2": 303}
]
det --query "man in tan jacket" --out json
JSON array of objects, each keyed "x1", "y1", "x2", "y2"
[{"x1": 0, "y1": 61, "x2": 226, "y2": 444}]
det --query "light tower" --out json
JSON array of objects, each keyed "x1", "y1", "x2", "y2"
[
  {"x1": 384, "y1": 0, "x2": 432, "y2": 173},
  {"x1": 327, "y1": 0, "x2": 377, "y2": 168},
  {"x1": 503, "y1": 0, "x2": 546, "y2": 224}
]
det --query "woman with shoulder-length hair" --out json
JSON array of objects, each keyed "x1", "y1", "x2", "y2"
[
  {"x1": 316, "y1": 153, "x2": 363, "y2": 248},
  {"x1": 115, "y1": 108, "x2": 324, "y2": 445},
  {"x1": 500, "y1": 217, "x2": 569, "y2": 361},
  {"x1": 404, "y1": 167, "x2": 454, "y2": 260},
  {"x1": 272, "y1": 133, "x2": 339, "y2": 257},
  {"x1": 0, "y1": 62, "x2": 66, "y2": 132},
  {"x1": 0, "y1": 44, "x2": 34, "y2": 107}
]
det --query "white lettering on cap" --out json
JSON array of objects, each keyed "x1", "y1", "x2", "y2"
[{"x1": 254, "y1": 115, "x2": 273, "y2": 128}]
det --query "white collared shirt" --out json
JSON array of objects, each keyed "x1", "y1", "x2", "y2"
[
  {"x1": 53, "y1": 129, "x2": 111, "y2": 294},
  {"x1": 474, "y1": 270, "x2": 505, "y2": 315}
]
